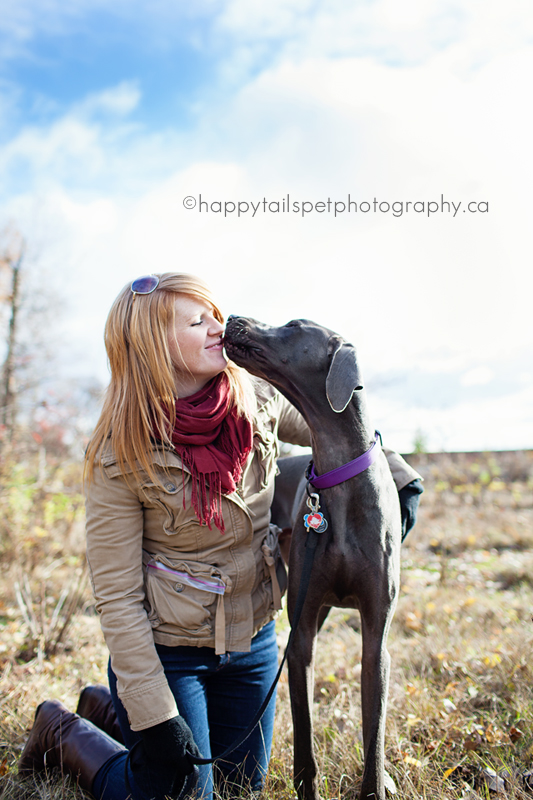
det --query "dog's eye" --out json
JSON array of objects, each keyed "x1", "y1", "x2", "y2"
[{"x1": 284, "y1": 320, "x2": 301, "y2": 328}]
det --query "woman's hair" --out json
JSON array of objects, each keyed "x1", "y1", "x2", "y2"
[{"x1": 84, "y1": 272, "x2": 253, "y2": 484}]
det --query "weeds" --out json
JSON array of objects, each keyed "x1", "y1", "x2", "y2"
[
  {"x1": 14, "y1": 565, "x2": 88, "y2": 663},
  {"x1": 2, "y1": 448, "x2": 533, "y2": 798}
]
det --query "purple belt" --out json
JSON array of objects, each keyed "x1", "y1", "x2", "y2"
[{"x1": 307, "y1": 431, "x2": 381, "y2": 490}]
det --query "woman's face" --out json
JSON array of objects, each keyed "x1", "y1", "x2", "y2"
[{"x1": 168, "y1": 294, "x2": 227, "y2": 396}]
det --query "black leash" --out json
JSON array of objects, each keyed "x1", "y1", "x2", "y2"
[{"x1": 189, "y1": 526, "x2": 321, "y2": 766}]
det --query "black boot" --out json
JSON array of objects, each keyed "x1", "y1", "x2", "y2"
[
  {"x1": 18, "y1": 699, "x2": 125, "y2": 792},
  {"x1": 76, "y1": 684, "x2": 124, "y2": 744}
]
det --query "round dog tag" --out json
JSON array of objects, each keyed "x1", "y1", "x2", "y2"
[{"x1": 304, "y1": 512, "x2": 326, "y2": 530}]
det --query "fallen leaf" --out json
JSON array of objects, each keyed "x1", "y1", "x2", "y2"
[
  {"x1": 403, "y1": 755, "x2": 422, "y2": 768},
  {"x1": 443, "y1": 757, "x2": 467, "y2": 781},
  {"x1": 477, "y1": 767, "x2": 505, "y2": 794},
  {"x1": 509, "y1": 726, "x2": 523, "y2": 743},
  {"x1": 384, "y1": 770, "x2": 397, "y2": 794},
  {"x1": 405, "y1": 611, "x2": 423, "y2": 631},
  {"x1": 484, "y1": 724, "x2": 504, "y2": 744},
  {"x1": 464, "y1": 734, "x2": 481, "y2": 752},
  {"x1": 443, "y1": 766, "x2": 457, "y2": 779}
]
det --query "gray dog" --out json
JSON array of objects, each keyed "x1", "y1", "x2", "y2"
[{"x1": 224, "y1": 315, "x2": 400, "y2": 800}]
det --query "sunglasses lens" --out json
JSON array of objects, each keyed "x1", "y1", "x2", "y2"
[{"x1": 131, "y1": 275, "x2": 160, "y2": 294}]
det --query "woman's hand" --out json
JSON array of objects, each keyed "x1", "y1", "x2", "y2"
[
  {"x1": 142, "y1": 714, "x2": 200, "y2": 766},
  {"x1": 398, "y1": 478, "x2": 424, "y2": 541},
  {"x1": 138, "y1": 715, "x2": 201, "y2": 799}
]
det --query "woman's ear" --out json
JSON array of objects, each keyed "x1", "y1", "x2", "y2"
[{"x1": 326, "y1": 341, "x2": 363, "y2": 413}]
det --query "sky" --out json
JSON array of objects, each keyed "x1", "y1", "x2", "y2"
[{"x1": 0, "y1": 0, "x2": 532, "y2": 452}]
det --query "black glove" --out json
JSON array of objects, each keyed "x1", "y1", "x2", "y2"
[
  {"x1": 398, "y1": 478, "x2": 424, "y2": 541},
  {"x1": 141, "y1": 714, "x2": 199, "y2": 769},
  {"x1": 132, "y1": 715, "x2": 201, "y2": 800}
]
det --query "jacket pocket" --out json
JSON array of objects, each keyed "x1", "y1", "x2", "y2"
[
  {"x1": 140, "y1": 474, "x2": 190, "y2": 535},
  {"x1": 142, "y1": 553, "x2": 231, "y2": 655},
  {"x1": 261, "y1": 525, "x2": 287, "y2": 611}
]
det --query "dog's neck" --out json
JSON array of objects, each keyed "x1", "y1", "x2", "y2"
[{"x1": 298, "y1": 391, "x2": 375, "y2": 477}]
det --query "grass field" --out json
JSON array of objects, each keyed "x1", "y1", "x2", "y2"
[{"x1": 1, "y1": 448, "x2": 533, "y2": 799}]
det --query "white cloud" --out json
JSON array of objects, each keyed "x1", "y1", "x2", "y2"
[
  {"x1": 73, "y1": 81, "x2": 141, "y2": 117},
  {"x1": 217, "y1": 0, "x2": 316, "y2": 40},
  {"x1": 0, "y1": 0, "x2": 532, "y2": 448},
  {"x1": 461, "y1": 367, "x2": 495, "y2": 387},
  {"x1": 0, "y1": 82, "x2": 147, "y2": 198},
  {"x1": 216, "y1": 0, "x2": 533, "y2": 73}
]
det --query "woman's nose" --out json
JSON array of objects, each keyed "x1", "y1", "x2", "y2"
[{"x1": 210, "y1": 316, "x2": 224, "y2": 335}]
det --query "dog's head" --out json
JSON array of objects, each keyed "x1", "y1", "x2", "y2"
[{"x1": 224, "y1": 316, "x2": 363, "y2": 414}]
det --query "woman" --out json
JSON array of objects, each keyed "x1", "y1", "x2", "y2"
[
  {"x1": 19, "y1": 273, "x2": 422, "y2": 800},
  {"x1": 20, "y1": 272, "x2": 311, "y2": 800}
]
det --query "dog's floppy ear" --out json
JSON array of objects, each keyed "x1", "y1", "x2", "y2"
[{"x1": 326, "y1": 339, "x2": 363, "y2": 413}]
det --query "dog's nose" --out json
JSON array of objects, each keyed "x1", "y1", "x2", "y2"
[{"x1": 226, "y1": 315, "x2": 245, "y2": 328}]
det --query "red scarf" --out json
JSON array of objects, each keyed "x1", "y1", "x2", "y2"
[{"x1": 164, "y1": 374, "x2": 253, "y2": 533}]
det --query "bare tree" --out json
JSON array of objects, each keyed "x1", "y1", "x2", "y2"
[
  {"x1": 0, "y1": 229, "x2": 26, "y2": 443},
  {"x1": 0, "y1": 224, "x2": 105, "y2": 459}
]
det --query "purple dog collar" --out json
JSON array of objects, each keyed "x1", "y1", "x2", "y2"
[{"x1": 307, "y1": 431, "x2": 381, "y2": 490}]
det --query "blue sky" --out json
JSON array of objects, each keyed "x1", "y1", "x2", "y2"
[
  {"x1": 1, "y1": 5, "x2": 213, "y2": 133},
  {"x1": 1, "y1": 0, "x2": 532, "y2": 451}
]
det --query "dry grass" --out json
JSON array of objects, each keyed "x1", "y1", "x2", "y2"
[{"x1": 2, "y1": 449, "x2": 533, "y2": 799}]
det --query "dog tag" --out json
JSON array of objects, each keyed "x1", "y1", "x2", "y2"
[
  {"x1": 303, "y1": 512, "x2": 328, "y2": 533},
  {"x1": 304, "y1": 492, "x2": 328, "y2": 532}
]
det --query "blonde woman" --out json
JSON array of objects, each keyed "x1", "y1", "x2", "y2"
[
  {"x1": 19, "y1": 273, "x2": 422, "y2": 800},
  {"x1": 20, "y1": 273, "x2": 310, "y2": 800}
]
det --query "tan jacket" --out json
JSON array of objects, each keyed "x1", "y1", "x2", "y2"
[
  {"x1": 382, "y1": 447, "x2": 421, "y2": 491},
  {"x1": 85, "y1": 380, "x2": 421, "y2": 731},
  {"x1": 85, "y1": 380, "x2": 309, "y2": 731}
]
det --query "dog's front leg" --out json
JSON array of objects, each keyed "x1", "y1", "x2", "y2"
[
  {"x1": 358, "y1": 599, "x2": 395, "y2": 800},
  {"x1": 288, "y1": 616, "x2": 321, "y2": 800}
]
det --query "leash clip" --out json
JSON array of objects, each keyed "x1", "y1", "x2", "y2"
[{"x1": 306, "y1": 492, "x2": 321, "y2": 513}]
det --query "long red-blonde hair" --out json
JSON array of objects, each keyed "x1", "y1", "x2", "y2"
[{"x1": 84, "y1": 273, "x2": 252, "y2": 485}]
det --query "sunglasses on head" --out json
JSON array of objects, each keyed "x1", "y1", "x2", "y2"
[{"x1": 130, "y1": 275, "x2": 160, "y2": 295}]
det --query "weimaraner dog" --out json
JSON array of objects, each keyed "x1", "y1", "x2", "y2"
[{"x1": 224, "y1": 316, "x2": 401, "y2": 800}]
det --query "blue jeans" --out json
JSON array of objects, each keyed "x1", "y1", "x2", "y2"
[{"x1": 92, "y1": 620, "x2": 279, "y2": 800}]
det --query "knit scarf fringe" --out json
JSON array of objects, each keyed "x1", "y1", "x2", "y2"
[{"x1": 180, "y1": 452, "x2": 225, "y2": 533}]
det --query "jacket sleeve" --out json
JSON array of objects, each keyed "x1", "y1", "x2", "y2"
[
  {"x1": 85, "y1": 464, "x2": 179, "y2": 731},
  {"x1": 276, "y1": 395, "x2": 311, "y2": 447},
  {"x1": 383, "y1": 447, "x2": 423, "y2": 491}
]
